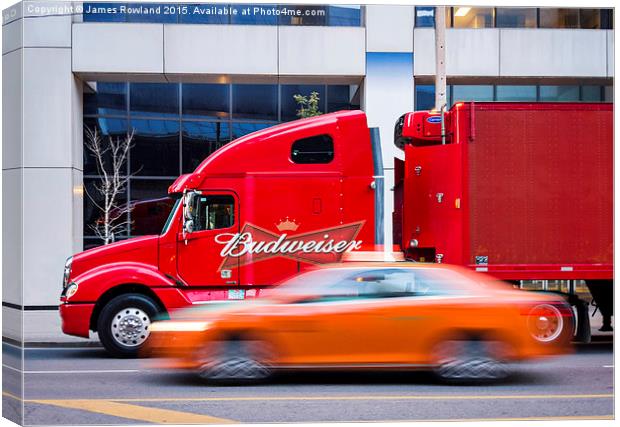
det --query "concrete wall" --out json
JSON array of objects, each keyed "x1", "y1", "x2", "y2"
[
  {"x1": 72, "y1": 22, "x2": 366, "y2": 79},
  {"x1": 2, "y1": 3, "x2": 83, "y2": 343},
  {"x1": 414, "y1": 28, "x2": 613, "y2": 78}
]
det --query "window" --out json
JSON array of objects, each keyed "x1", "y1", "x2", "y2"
[
  {"x1": 540, "y1": 85, "x2": 579, "y2": 102},
  {"x1": 130, "y1": 83, "x2": 179, "y2": 118},
  {"x1": 496, "y1": 8, "x2": 536, "y2": 28},
  {"x1": 281, "y1": 84, "x2": 326, "y2": 122},
  {"x1": 452, "y1": 85, "x2": 493, "y2": 102},
  {"x1": 496, "y1": 85, "x2": 537, "y2": 102},
  {"x1": 129, "y1": 179, "x2": 176, "y2": 236},
  {"x1": 291, "y1": 135, "x2": 334, "y2": 164},
  {"x1": 581, "y1": 86, "x2": 603, "y2": 102},
  {"x1": 579, "y1": 9, "x2": 601, "y2": 29},
  {"x1": 182, "y1": 121, "x2": 231, "y2": 173},
  {"x1": 84, "y1": 82, "x2": 127, "y2": 116},
  {"x1": 83, "y1": 117, "x2": 128, "y2": 176},
  {"x1": 539, "y1": 8, "x2": 579, "y2": 28},
  {"x1": 182, "y1": 84, "x2": 229, "y2": 119},
  {"x1": 232, "y1": 84, "x2": 278, "y2": 121},
  {"x1": 130, "y1": 119, "x2": 180, "y2": 176},
  {"x1": 415, "y1": 85, "x2": 435, "y2": 111},
  {"x1": 452, "y1": 7, "x2": 493, "y2": 28},
  {"x1": 415, "y1": 6, "x2": 435, "y2": 28},
  {"x1": 193, "y1": 195, "x2": 235, "y2": 231}
]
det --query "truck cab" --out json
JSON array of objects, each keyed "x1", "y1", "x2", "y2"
[{"x1": 60, "y1": 110, "x2": 377, "y2": 356}]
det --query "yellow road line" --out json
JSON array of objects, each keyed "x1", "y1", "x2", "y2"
[
  {"x1": 30, "y1": 399, "x2": 236, "y2": 425},
  {"x1": 29, "y1": 393, "x2": 611, "y2": 403},
  {"x1": 2, "y1": 391, "x2": 22, "y2": 402}
]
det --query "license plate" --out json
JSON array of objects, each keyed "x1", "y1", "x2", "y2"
[{"x1": 228, "y1": 289, "x2": 245, "y2": 300}]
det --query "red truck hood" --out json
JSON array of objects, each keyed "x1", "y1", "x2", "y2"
[{"x1": 71, "y1": 235, "x2": 160, "y2": 277}]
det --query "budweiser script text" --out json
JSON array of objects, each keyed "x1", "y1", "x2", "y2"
[{"x1": 215, "y1": 232, "x2": 363, "y2": 258}]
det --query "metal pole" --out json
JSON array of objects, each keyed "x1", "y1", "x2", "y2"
[{"x1": 434, "y1": 6, "x2": 447, "y2": 111}]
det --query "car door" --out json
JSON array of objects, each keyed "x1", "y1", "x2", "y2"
[
  {"x1": 266, "y1": 268, "x2": 422, "y2": 366},
  {"x1": 176, "y1": 192, "x2": 240, "y2": 286}
]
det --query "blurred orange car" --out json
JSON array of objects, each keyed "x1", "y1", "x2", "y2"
[{"x1": 147, "y1": 263, "x2": 573, "y2": 382}]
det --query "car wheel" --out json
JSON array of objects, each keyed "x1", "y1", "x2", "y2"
[
  {"x1": 197, "y1": 339, "x2": 273, "y2": 384},
  {"x1": 433, "y1": 339, "x2": 509, "y2": 382},
  {"x1": 97, "y1": 293, "x2": 160, "y2": 358}
]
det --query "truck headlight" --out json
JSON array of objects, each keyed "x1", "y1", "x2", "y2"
[
  {"x1": 65, "y1": 283, "x2": 79, "y2": 299},
  {"x1": 62, "y1": 256, "x2": 72, "y2": 289}
]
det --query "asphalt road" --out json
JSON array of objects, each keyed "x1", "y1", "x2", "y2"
[{"x1": 2, "y1": 342, "x2": 614, "y2": 425}]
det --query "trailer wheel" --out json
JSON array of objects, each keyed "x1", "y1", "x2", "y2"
[{"x1": 97, "y1": 293, "x2": 160, "y2": 358}]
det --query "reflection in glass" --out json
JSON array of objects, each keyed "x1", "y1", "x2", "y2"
[
  {"x1": 278, "y1": 4, "x2": 328, "y2": 26},
  {"x1": 230, "y1": 4, "x2": 278, "y2": 25},
  {"x1": 130, "y1": 119, "x2": 180, "y2": 176},
  {"x1": 281, "y1": 85, "x2": 326, "y2": 121},
  {"x1": 128, "y1": 179, "x2": 176, "y2": 236},
  {"x1": 415, "y1": 85, "x2": 435, "y2": 111},
  {"x1": 540, "y1": 86, "x2": 579, "y2": 101},
  {"x1": 327, "y1": 5, "x2": 361, "y2": 27},
  {"x1": 539, "y1": 8, "x2": 579, "y2": 28},
  {"x1": 452, "y1": 85, "x2": 493, "y2": 102},
  {"x1": 182, "y1": 84, "x2": 229, "y2": 118},
  {"x1": 84, "y1": 82, "x2": 127, "y2": 116},
  {"x1": 496, "y1": 8, "x2": 536, "y2": 28},
  {"x1": 231, "y1": 122, "x2": 276, "y2": 140},
  {"x1": 452, "y1": 7, "x2": 493, "y2": 28},
  {"x1": 182, "y1": 121, "x2": 231, "y2": 173},
  {"x1": 581, "y1": 86, "x2": 603, "y2": 102},
  {"x1": 83, "y1": 117, "x2": 128, "y2": 176},
  {"x1": 496, "y1": 85, "x2": 537, "y2": 101},
  {"x1": 327, "y1": 85, "x2": 358, "y2": 113},
  {"x1": 579, "y1": 9, "x2": 601, "y2": 28},
  {"x1": 130, "y1": 83, "x2": 179, "y2": 118},
  {"x1": 232, "y1": 84, "x2": 278, "y2": 121},
  {"x1": 83, "y1": 177, "x2": 128, "y2": 237}
]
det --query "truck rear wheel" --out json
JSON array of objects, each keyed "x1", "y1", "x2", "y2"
[{"x1": 97, "y1": 293, "x2": 160, "y2": 358}]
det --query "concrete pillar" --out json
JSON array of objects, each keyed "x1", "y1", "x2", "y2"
[
  {"x1": 363, "y1": 5, "x2": 414, "y2": 250},
  {"x1": 2, "y1": 1, "x2": 83, "y2": 346}
]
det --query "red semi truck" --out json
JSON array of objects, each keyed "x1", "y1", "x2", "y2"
[{"x1": 60, "y1": 103, "x2": 612, "y2": 356}]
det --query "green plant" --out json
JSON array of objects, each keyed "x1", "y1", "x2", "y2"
[{"x1": 293, "y1": 91, "x2": 322, "y2": 118}]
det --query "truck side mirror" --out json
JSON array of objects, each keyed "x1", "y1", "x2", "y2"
[{"x1": 182, "y1": 190, "x2": 200, "y2": 242}]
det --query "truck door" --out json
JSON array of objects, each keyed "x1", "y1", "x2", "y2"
[{"x1": 177, "y1": 192, "x2": 239, "y2": 286}]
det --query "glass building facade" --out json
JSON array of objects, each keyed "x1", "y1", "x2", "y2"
[
  {"x1": 415, "y1": 7, "x2": 613, "y2": 29},
  {"x1": 83, "y1": 82, "x2": 359, "y2": 248},
  {"x1": 415, "y1": 83, "x2": 613, "y2": 111},
  {"x1": 83, "y1": 3, "x2": 363, "y2": 26}
]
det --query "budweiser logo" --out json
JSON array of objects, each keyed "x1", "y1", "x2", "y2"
[{"x1": 215, "y1": 221, "x2": 365, "y2": 270}]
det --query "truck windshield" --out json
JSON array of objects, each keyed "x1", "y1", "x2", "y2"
[{"x1": 161, "y1": 198, "x2": 181, "y2": 235}]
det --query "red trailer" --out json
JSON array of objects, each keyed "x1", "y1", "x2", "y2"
[{"x1": 394, "y1": 102, "x2": 613, "y2": 336}]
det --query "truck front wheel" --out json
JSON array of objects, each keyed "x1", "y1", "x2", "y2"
[{"x1": 97, "y1": 293, "x2": 160, "y2": 358}]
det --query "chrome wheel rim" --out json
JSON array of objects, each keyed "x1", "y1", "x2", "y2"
[
  {"x1": 111, "y1": 307, "x2": 151, "y2": 347},
  {"x1": 527, "y1": 304, "x2": 563, "y2": 342}
]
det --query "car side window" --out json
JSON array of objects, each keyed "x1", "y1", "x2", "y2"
[{"x1": 193, "y1": 195, "x2": 235, "y2": 231}]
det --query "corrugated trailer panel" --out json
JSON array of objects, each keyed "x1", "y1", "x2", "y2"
[{"x1": 466, "y1": 103, "x2": 613, "y2": 267}]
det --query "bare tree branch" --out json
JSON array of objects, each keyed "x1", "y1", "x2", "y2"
[{"x1": 85, "y1": 126, "x2": 135, "y2": 245}]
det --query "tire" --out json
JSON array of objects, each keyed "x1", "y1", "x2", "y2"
[
  {"x1": 196, "y1": 339, "x2": 273, "y2": 384},
  {"x1": 433, "y1": 339, "x2": 509, "y2": 383},
  {"x1": 97, "y1": 293, "x2": 160, "y2": 358}
]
